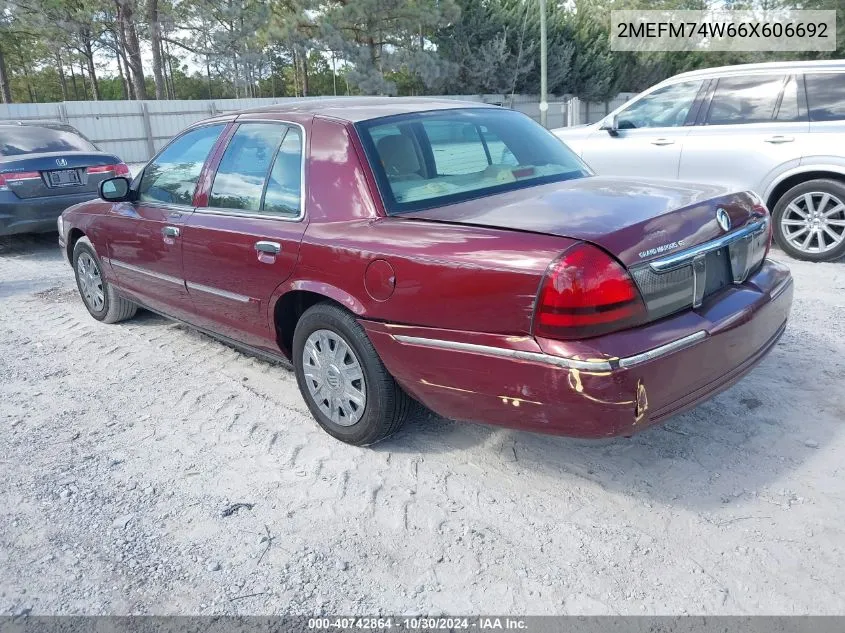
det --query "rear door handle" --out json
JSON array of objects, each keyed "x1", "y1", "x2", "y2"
[
  {"x1": 162, "y1": 226, "x2": 180, "y2": 237},
  {"x1": 765, "y1": 135, "x2": 794, "y2": 144},
  {"x1": 651, "y1": 138, "x2": 675, "y2": 146},
  {"x1": 254, "y1": 241, "x2": 281, "y2": 254}
]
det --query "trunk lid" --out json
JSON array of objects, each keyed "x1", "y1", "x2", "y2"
[
  {"x1": 0, "y1": 151, "x2": 123, "y2": 199},
  {"x1": 403, "y1": 175, "x2": 762, "y2": 267}
]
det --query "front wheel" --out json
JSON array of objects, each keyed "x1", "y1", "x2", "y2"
[
  {"x1": 72, "y1": 237, "x2": 137, "y2": 323},
  {"x1": 772, "y1": 179, "x2": 845, "y2": 262},
  {"x1": 292, "y1": 303, "x2": 411, "y2": 446}
]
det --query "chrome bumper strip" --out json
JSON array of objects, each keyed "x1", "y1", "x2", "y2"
[
  {"x1": 107, "y1": 258, "x2": 184, "y2": 286},
  {"x1": 393, "y1": 330, "x2": 708, "y2": 372},
  {"x1": 649, "y1": 219, "x2": 768, "y2": 272},
  {"x1": 770, "y1": 276, "x2": 793, "y2": 301},
  {"x1": 617, "y1": 331, "x2": 707, "y2": 369}
]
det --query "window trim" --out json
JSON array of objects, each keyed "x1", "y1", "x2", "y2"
[
  {"x1": 136, "y1": 121, "x2": 229, "y2": 210},
  {"x1": 194, "y1": 119, "x2": 307, "y2": 222}
]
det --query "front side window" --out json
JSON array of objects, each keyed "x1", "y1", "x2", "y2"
[
  {"x1": 139, "y1": 124, "x2": 224, "y2": 205},
  {"x1": 615, "y1": 81, "x2": 702, "y2": 129},
  {"x1": 706, "y1": 75, "x2": 787, "y2": 125},
  {"x1": 805, "y1": 73, "x2": 845, "y2": 122},
  {"x1": 357, "y1": 108, "x2": 590, "y2": 214}
]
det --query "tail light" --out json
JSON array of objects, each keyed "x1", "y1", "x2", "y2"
[
  {"x1": 0, "y1": 171, "x2": 41, "y2": 191},
  {"x1": 534, "y1": 243, "x2": 647, "y2": 340},
  {"x1": 87, "y1": 163, "x2": 130, "y2": 177}
]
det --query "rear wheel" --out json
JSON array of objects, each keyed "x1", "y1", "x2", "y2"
[
  {"x1": 292, "y1": 302, "x2": 410, "y2": 446},
  {"x1": 72, "y1": 237, "x2": 137, "y2": 323},
  {"x1": 772, "y1": 179, "x2": 845, "y2": 262}
]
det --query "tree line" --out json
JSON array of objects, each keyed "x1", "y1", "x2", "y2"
[{"x1": 0, "y1": 0, "x2": 842, "y2": 105}]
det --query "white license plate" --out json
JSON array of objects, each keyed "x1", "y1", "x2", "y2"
[{"x1": 48, "y1": 169, "x2": 81, "y2": 187}]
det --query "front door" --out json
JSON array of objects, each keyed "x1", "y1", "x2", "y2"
[
  {"x1": 582, "y1": 80, "x2": 704, "y2": 180},
  {"x1": 181, "y1": 121, "x2": 308, "y2": 350},
  {"x1": 104, "y1": 123, "x2": 227, "y2": 319}
]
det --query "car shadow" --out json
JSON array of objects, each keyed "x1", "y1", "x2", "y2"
[
  {"x1": 0, "y1": 231, "x2": 62, "y2": 259},
  {"x1": 377, "y1": 324, "x2": 842, "y2": 512}
]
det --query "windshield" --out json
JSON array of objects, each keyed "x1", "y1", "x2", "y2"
[
  {"x1": 0, "y1": 126, "x2": 97, "y2": 157},
  {"x1": 356, "y1": 108, "x2": 591, "y2": 214}
]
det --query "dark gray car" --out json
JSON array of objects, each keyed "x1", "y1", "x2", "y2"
[{"x1": 1, "y1": 121, "x2": 129, "y2": 236}]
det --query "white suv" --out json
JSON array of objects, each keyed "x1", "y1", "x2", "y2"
[{"x1": 554, "y1": 60, "x2": 845, "y2": 262}]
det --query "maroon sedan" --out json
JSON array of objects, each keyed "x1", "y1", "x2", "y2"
[{"x1": 58, "y1": 98, "x2": 793, "y2": 446}]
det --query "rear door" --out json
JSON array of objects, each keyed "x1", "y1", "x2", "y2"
[
  {"x1": 104, "y1": 123, "x2": 227, "y2": 319},
  {"x1": 678, "y1": 74, "x2": 809, "y2": 194},
  {"x1": 180, "y1": 120, "x2": 308, "y2": 349},
  {"x1": 580, "y1": 80, "x2": 704, "y2": 180},
  {"x1": 802, "y1": 71, "x2": 845, "y2": 169}
]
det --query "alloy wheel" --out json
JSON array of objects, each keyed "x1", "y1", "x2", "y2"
[
  {"x1": 301, "y1": 329, "x2": 366, "y2": 426},
  {"x1": 780, "y1": 191, "x2": 845, "y2": 255},
  {"x1": 76, "y1": 252, "x2": 105, "y2": 312}
]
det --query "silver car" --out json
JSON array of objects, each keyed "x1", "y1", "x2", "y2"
[{"x1": 554, "y1": 60, "x2": 845, "y2": 262}]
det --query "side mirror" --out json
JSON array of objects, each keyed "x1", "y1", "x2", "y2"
[
  {"x1": 99, "y1": 176, "x2": 132, "y2": 202},
  {"x1": 600, "y1": 115, "x2": 620, "y2": 137}
]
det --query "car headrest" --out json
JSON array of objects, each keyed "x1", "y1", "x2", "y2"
[{"x1": 376, "y1": 134, "x2": 420, "y2": 177}]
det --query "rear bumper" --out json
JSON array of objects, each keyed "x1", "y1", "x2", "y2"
[
  {"x1": 362, "y1": 259, "x2": 793, "y2": 438},
  {"x1": 0, "y1": 192, "x2": 97, "y2": 236}
]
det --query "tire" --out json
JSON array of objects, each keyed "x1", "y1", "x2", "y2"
[
  {"x1": 772, "y1": 179, "x2": 845, "y2": 262},
  {"x1": 72, "y1": 237, "x2": 137, "y2": 324},
  {"x1": 292, "y1": 302, "x2": 411, "y2": 446}
]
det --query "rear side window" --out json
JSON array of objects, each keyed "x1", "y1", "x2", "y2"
[
  {"x1": 706, "y1": 75, "x2": 786, "y2": 125},
  {"x1": 209, "y1": 122, "x2": 302, "y2": 216},
  {"x1": 209, "y1": 123, "x2": 287, "y2": 212},
  {"x1": 805, "y1": 73, "x2": 845, "y2": 122},
  {"x1": 0, "y1": 126, "x2": 96, "y2": 157},
  {"x1": 139, "y1": 124, "x2": 225, "y2": 205},
  {"x1": 262, "y1": 127, "x2": 303, "y2": 217}
]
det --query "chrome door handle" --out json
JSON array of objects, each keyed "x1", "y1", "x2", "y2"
[
  {"x1": 765, "y1": 135, "x2": 794, "y2": 144},
  {"x1": 162, "y1": 226, "x2": 180, "y2": 237},
  {"x1": 254, "y1": 241, "x2": 281, "y2": 254},
  {"x1": 651, "y1": 138, "x2": 675, "y2": 146}
]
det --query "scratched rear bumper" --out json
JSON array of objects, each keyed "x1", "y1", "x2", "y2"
[{"x1": 361, "y1": 259, "x2": 792, "y2": 438}]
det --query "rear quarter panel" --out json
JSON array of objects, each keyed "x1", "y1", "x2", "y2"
[{"x1": 292, "y1": 218, "x2": 575, "y2": 333}]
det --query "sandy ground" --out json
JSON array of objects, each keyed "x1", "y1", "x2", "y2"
[{"x1": 0, "y1": 233, "x2": 843, "y2": 616}]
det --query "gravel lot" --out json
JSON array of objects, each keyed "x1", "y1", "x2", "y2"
[{"x1": 1, "y1": 233, "x2": 843, "y2": 616}]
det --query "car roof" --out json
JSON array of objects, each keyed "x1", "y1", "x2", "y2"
[
  {"x1": 231, "y1": 96, "x2": 499, "y2": 123},
  {"x1": 668, "y1": 59, "x2": 845, "y2": 82}
]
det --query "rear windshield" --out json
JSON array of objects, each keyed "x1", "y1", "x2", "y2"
[
  {"x1": 0, "y1": 126, "x2": 97, "y2": 157},
  {"x1": 356, "y1": 108, "x2": 590, "y2": 214}
]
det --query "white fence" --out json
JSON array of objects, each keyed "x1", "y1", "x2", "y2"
[{"x1": 0, "y1": 94, "x2": 635, "y2": 163}]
